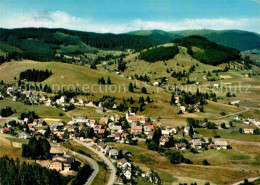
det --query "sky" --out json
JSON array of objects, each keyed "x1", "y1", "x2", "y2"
[{"x1": 0, "y1": 0, "x2": 260, "y2": 33}]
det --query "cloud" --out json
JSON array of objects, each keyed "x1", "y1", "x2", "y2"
[
  {"x1": 251, "y1": 0, "x2": 260, "y2": 4},
  {"x1": 0, "y1": 10, "x2": 260, "y2": 33}
]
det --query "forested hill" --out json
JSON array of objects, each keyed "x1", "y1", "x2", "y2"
[
  {"x1": 130, "y1": 29, "x2": 260, "y2": 51},
  {"x1": 174, "y1": 35, "x2": 240, "y2": 65},
  {"x1": 0, "y1": 28, "x2": 155, "y2": 51},
  {"x1": 0, "y1": 28, "x2": 157, "y2": 62},
  {"x1": 0, "y1": 28, "x2": 257, "y2": 64}
]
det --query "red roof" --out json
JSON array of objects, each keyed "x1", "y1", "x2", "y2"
[
  {"x1": 122, "y1": 132, "x2": 129, "y2": 137},
  {"x1": 99, "y1": 129, "x2": 105, "y2": 134},
  {"x1": 115, "y1": 114, "x2": 121, "y2": 119},
  {"x1": 1, "y1": 128, "x2": 11, "y2": 133},
  {"x1": 115, "y1": 132, "x2": 122, "y2": 137},
  {"x1": 131, "y1": 126, "x2": 142, "y2": 130},
  {"x1": 147, "y1": 125, "x2": 155, "y2": 130},
  {"x1": 128, "y1": 116, "x2": 141, "y2": 121}
]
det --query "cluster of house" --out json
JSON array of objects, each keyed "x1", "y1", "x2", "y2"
[
  {"x1": 242, "y1": 117, "x2": 260, "y2": 127},
  {"x1": 0, "y1": 119, "x2": 47, "y2": 139},
  {"x1": 6, "y1": 87, "x2": 40, "y2": 104},
  {"x1": 5, "y1": 86, "x2": 108, "y2": 113},
  {"x1": 234, "y1": 116, "x2": 260, "y2": 134},
  {"x1": 191, "y1": 138, "x2": 229, "y2": 150},
  {"x1": 174, "y1": 96, "x2": 201, "y2": 113},
  {"x1": 48, "y1": 154, "x2": 75, "y2": 172}
]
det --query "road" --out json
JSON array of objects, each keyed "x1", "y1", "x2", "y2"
[
  {"x1": 216, "y1": 106, "x2": 250, "y2": 119},
  {"x1": 73, "y1": 139, "x2": 117, "y2": 185},
  {"x1": 51, "y1": 143, "x2": 99, "y2": 185}
]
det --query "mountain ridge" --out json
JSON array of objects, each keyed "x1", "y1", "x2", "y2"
[{"x1": 129, "y1": 29, "x2": 260, "y2": 51}]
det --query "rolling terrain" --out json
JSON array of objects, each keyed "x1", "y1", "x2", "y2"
[{"x1": 0, "y1": 28, "x2": 260, "y2": 185}]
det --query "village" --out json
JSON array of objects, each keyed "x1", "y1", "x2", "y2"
[{"x1": 1, "y1": 86, "x2": 260, "y2": 184}]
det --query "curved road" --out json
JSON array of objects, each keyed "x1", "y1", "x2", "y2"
[
  {"x1": 51, "y1": 143, "x2": 99, "y2": 185},
  {"x1": 73, "y1": 139, "x2": 117, "y2": 185},
  {"x1": 216, "y1": 106, "x2": 250, "y2": 119}
]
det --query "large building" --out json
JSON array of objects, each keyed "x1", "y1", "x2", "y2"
[{"x1": 48, "y1": 155, "x2": 75, "y2": 172}]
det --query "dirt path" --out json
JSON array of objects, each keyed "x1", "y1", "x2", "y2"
[{"x1": 229, "y1": 176, "x2": 259, "y2": 185}]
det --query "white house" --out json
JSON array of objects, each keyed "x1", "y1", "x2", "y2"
[
  {"x1": 109, "y1": 125, "x2": 122, "y2": 134},
  {"x1": 243, "y1": 128, "x2": 254, "y2": 134},
  {"x1": 117, "y1": 158, "x2": 131, "y2": 169},
  {"x1": 214, "y1": 140, "x2": 228, "y2": 150},
  {"x1": 19, "y1": 132, "x2": 30, "y2": 139},
  {"x1": 73, "y1": 116, "x2": 88, "y2": 123},
  {"x1": 161, "y1": 130, "x2": 170, "y2": 136},
  {"x1": 123, "y1": 168, "x2": 132, "y2": 179},
  {"x1": 108, "y1": 149, "x2": 118, "y2": 159},
  {"x1": 179, "y1": 106, "x2": 186, "y2": 112},
  {"x1": 184, "y1": 126, "x2": 190, "y2": 134},
  {"x1": 153, "y1": 82, "x2": 159, "y2": 87},
  {"x1": 169, "y1": 127, "x2": 178, "y2": 134},
  {"x1": 243, "y1": 119, "x2": 251, "y2": 124}
]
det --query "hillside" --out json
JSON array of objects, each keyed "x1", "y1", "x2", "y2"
[
  {"x1": 174, "y1": 35, "x2": 240, "y2": 65},
  {"x1": 0, "y1": 28, "x2": 259, "y2": 65},
  {"x1": 130, "y1": 29, "x2": 260, "y2": 51},
  {"x1": 0, "y1": 28, "x2": 157, "y2": 63},
  {"x1": 139, "y1": 45, "x2": 179, "y2": 63}
]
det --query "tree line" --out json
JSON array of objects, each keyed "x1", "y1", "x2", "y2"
[
  {"x1": 0, "y1": 156, "x2": 72, "y2": 185},
  {"x1": 22, "y1": 137, "x2": 51, "y2": 159},
  {"x1": 174, "y1": 35, "x2": 240, "y2": 65},
  {"x1": 139, "y1": 46, "x2": 179, "y2": 63},
  {"x1": 20, "y1": 69, "x2": 52, "y2": 82},
  {"x1": 0, "y1": 107, "x2": 14, "y2": 117}
]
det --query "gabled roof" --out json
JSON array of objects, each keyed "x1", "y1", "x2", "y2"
[
  {"x1": 99, "y1": 117, "x2": 108, "y2": 123},
  {"x1": 214, "y1": 140, "x2": 228, "y2": 146},
  {"x1": 109, "y1": 125, "x2": 122, "y2": 130},
  {"x1": 99, "y1": 129, "x2": 105, "y2": 134},
  {"x1": 131, "y1": 126, "x2": 142, "y2": 130},
  {"x1": 1, "y1": 128, "x2": 11, "y2": 133},
  {"x1": 115, "y1": 132, "x2": 122, "y2": 138},
  {"x1": 147, "y1": 125, "x2": 155, "y2": 130},
  {"x1": 118, "y1": 158, "x2": 128, "y2": 165},
  {"x1": 109, "y1": 149, "x2": 118, "y2": 155},
  {"x1": 176, "y1": 143, "x2": 187, "y2": 148},
  {"x1": 115, "y1": 114, "x2": 121, "y2": 119}
]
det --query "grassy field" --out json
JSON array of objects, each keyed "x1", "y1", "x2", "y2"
[
  {"x1": 0, "y1": 134, "x2": 32, "y2": 162},
  {"x1": 0, "y1": 59, "x2": 247, "y2": 122},
  {"x1": 196, "y1": 126, "x2": 260, "y2": 142},
  {"x1": 0, "y1": 98, "x2": 70, "y2": 121}
]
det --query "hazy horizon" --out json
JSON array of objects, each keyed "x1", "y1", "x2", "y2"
[{"x1": 0, "y1": 0, "x2": 260, "y2": 34}]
